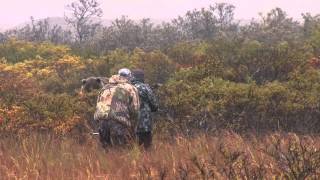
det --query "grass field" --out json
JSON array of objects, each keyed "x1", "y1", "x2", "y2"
[{"x1": 1, "y1": 131, "x2": 320, "y2": 179}]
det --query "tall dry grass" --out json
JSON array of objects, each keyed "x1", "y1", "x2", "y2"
[{"x1": 1, "y1": 131, "x2": 320, "y2": 179}]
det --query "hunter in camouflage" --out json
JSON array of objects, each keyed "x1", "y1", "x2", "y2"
[
  {"x1": 131, "y1": 69, "x2": 159, "y2": 149},
  {"x1": 94, "y1": 69, "x2": 140, "y2": 147}
]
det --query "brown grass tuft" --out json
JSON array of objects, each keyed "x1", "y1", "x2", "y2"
[{"x1": 0, "y1": 132, "x2": 320, "y2": 179}]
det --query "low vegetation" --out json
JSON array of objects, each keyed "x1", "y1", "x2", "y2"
[{"x1": 1, "y1": 132, "x2": 320, "y2": 179}]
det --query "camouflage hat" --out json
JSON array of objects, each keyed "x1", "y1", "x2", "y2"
[
  {"x1": 132, "y1": 69, "x2": 145, "y2": 82},
  {"x1": 118, "y1": 68, "x2": 132, "y2": 78}
]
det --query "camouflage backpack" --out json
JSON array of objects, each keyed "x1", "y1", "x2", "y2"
[{"x1": 93, "y1": 76, "x2": 140, "y2": 127}]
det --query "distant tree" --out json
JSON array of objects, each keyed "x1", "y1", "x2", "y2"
[
  {"x1": 94, "y1": 16, "x2": 149, "y2": 52},
  {"x1": 29, "y1": 16, "x2": 49, "y2": 42},
  {"x1": 65, "y1": 0, "x2": 103, "y2": 43},
  {"x1": 4, "y1": 17, "x2": 72, "y2": 45},
  {"x1": 110, "y1": 16, "x2": 140, "y2": 50},
  {"x1": 0, "y1": 32, "x2": 7, "y2": 44},
  {"x1": 267, "y1": 8, "x2": 302, "y2": 42},
  {"x1": 137, "y1": 18, "x2": 154, "y2": 50},
  {"x1": 172, "y1": 3, "x2": 236, "y2": 40},
  {"x1": 152, "y1": 22, "x2": 182, "y2": 50},
  {"x1": 302, "y1": 13, "x2": 320, "y2": 37},
  {"x1": 213, "y1": 3, "x2": 235, "y2": 30},
  {"x1": 47, "y1": 25, "x2": 73, "y2": 45},
  {"x1": 301, "y1": 13, "x2": 320, "y2": 55}
]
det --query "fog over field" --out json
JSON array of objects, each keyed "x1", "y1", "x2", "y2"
[{"x1": 1, "y1": 0, "x2": 320, "y2": 29}]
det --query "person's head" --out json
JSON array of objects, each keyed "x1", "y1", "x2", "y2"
[
  {"x1": 132, "y1": 69, "x2": 145, "y2": 83},
  {"x1": 118, "y1": 68, "x2": 132, "y2": 79}
]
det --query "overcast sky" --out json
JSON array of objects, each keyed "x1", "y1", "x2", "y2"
[{"x1": 0, "y1": 0, "x2": 319, "y2": 29}]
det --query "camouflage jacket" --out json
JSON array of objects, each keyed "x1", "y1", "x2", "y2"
[
  {"x1": 131, "y1": 80, "x2": 158, "y2": 132},
  {"x1": 94, "y1": 75, "x2": 140, "y2": 128}
]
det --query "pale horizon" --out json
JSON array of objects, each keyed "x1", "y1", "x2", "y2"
[{"x1": 0, "y1": 0, "x2": 320, "y2": 29}]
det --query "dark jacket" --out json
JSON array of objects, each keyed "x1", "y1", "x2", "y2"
[{"x1": 131, "y1": 80, "x2": 158, "y2": 132}]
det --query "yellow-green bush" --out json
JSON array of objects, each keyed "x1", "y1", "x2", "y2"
[
  {"x1": 0, "y1": 39, "x2": 70, "y2": 63},
  {"x1": 161, "y1": 67, "x2": 320, "y2": 134},
  {"x1": 1, "y1": 37, "x2": 320, "y2": 136}
]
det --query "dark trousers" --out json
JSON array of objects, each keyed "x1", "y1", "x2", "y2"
[{"x1": 137, "y1": 131, "x2": 152, "y2": 150}]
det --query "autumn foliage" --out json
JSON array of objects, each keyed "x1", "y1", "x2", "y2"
[{"x1": 1, "y1": 33, "x2": 320, "y2": 135}]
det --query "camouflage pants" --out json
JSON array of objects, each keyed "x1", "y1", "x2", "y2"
[{"x1": 98, "y1": 119, "x2": 134, "y2": 148}]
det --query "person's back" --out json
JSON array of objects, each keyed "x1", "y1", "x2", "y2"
[
  {"x1": 95, "y1": 74, "x2": 140, "y2": 147},
  {"x1": 131, "y1": 70, "x2": 158, "y2": 149}
]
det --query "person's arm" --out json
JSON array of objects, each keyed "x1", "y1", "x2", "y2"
[
  {"x1": 129, "y1": 85, "x2": 140, "y2": 128},
  {"x1": 131, "y1": 86, "x2": 140, "y2": 112},
  {"x1": 146, "y1": 85, "x2": 158, "y2": 112},
  {"x1": 126, "y1": 84, "x2": 140, "y2": 117}
]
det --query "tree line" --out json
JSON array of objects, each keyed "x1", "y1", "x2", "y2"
[{"x1": 1, "y1": 1, "x2": 320, "y2": 58}]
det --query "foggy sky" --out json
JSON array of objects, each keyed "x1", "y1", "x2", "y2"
[{"x1": 0, "y1": 0, "x2": 319, "y2": 29}]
